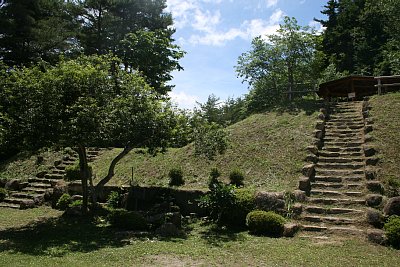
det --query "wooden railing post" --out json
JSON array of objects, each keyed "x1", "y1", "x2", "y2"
[{"x1": 377, "y1": 78, "x2": 382, "y2": 95}]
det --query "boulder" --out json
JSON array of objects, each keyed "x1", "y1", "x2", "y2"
[
  {"x1": 36, "y1": 171, "x2": 48, "y2": 178},
  {"x1": 366, "y1": 208, "x2": 384, "y2": 228},
  {"x1": 306, "y1": 145, "x2": 318, "y2": 155},
  {"x1": 366, "y1": 157, "x2": 379, "y2": 166},
  {"x1": 19, "y1": 199, "x2": 36, "y2": 209},
  {"x1": 298, "y1": 177, "x2": 311, "y2": 193},
  {"x1": 367, "y1": 229, "x2": 386, "y2": 245},
  {"x1": 283, "y1": 223, "x2": 299, "y2": 237},
  {"x1": 314, "y1": 130, "x2": 324, "y2": 139},
  {"x1": 365, "y1": 169, "x2": 377, "y2": 180},
  {"x1": 366, "y1": 194, "x2": 383, "y2": 207},
  {"x1": 155, "y1": 222, "x2": 182, "y2": 237},
  {"x1": 71, "y1": 195, "x2": 83, "y2": 201},
  {"x1": 315, "y1": 121, "x2": 325, "y2": 131},
  {"x1": 366, "y1": 181, "x2": 384, "y2": 194},
  {"x1": 305, "y1": 154, "x2": 318, "y2": 164},
  {"x1": 364, "y1": 125, "x2": 373, "y2": 134},
  {"x1": 384, "y1": 196, "x2": 400, "y2": 216},
  {"x1": 5, "y1": 179, "x2": 22, "y2": 191},
  {"x1": 291, "y1": 203, "x2": 303, "y2": 217},
  {"x1": 363, "y1": 146, "x2": 377, "y2": 157},
  {"x1": 254, "y1": 192, "x2": 285, "y2": 212},
  {"x1": 318, "y1": 113, "x2": 326, "y2": 121},
  {"x1": 293, "y1": 190, "x2": 307, "y2": 202},
  {"x1": 301, "y1": 164, "x2": 315, "y2": 178}
]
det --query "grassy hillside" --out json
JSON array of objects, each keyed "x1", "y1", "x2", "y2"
[
  {"x1": 369, "y1": 92, "x2": 400, "y2": 189},
  {"x1": 91, "y1": 104, "x2": 319, "y2": 192}
]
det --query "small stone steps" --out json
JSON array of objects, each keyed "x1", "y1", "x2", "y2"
[
  {"x1": 310, "y1": 190, "x2": 364, "y2": 198},
  {"x1": 311, "y1": 182, "x2": 364, "y2": 190}
]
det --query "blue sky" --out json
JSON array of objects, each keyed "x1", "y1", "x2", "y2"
[{"x1": 166, "y1": 0, "x2": 326, "y2": 109}]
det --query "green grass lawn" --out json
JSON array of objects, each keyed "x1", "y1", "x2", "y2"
[
  {"x1": 91, "y1": 102, "x2": 319, "y2": 192},
  {"x1": 369, "y1": 92, "x2": 400, "y2": 188},
  {"x1": 0, "y1": 206, "x2": 399, "y2": 267}
]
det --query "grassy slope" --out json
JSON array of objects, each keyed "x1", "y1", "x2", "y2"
[
  {"x1": 369, "y1": 92, "x2": 400, "y2": 186},
  {"x1": 0, "y1": 149, "x2": 65, "y2": 181},
  {"x1": 0, "y1": 207, "x2": 399, "y2": 266},
  {"x1": 91, "y1": 106, "x2": 318, "y2": 192}
]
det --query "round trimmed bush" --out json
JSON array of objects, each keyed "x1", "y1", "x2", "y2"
[
  {"x1": 107, "y1": 208, "x2": 148, "y2": 230},
  {"x1": 229, "y1": 169, "x2": 245, "y2": 186},
  {"x1": 168, "y1": 167, "x2": 185, "y2": 186},
  {"x1": 384, "y1": 215, "x2": 400, "y2": 248},
  {"x1": 246, "y1": 210, "x2": 285, "y2": 237},
  {"x1": 56, "y1": 193, "x2": 72, "y2": 210},
  {"x1": 0, "y1": 188, "x2": 7, "y2": 201}
]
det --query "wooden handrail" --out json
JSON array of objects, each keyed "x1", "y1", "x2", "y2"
[{"x1": 374, "y1": 75, "x2": 400, "y2": 95}]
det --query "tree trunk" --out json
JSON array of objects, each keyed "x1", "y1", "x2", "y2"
[
  {"x1": 77, "y1": 144, "x2": 90, "y2": 213},
  {"x1": 93, "y1": 146, "x2": 133, "y2": 203}
]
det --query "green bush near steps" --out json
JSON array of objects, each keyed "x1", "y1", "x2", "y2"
[
  {"x1": 107, "y1": 208, "x2": 148, "y2": 230},
  {"x1": 384, "y1": 215, "x2": 400, "y2": 249},
  {"x1": 246, "y1": 210, "x2": 285, "y2": 237},
  {"x1": 0, "y1": 188, "x2": 7, "y2": 201}
]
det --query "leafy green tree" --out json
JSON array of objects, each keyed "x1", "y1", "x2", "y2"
[
  {"x1": 236, "y1": 17, "x2": 319, "y2": 112},
  {"x1": 0, "y1": 55, "x2": 177, "y2": 211}
]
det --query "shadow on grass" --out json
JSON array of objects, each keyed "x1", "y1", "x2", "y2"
[
  {"x1": 0, "y1": 214, "x2": 187, "y2": 257},
  {"x1": 197, "y1": 222, "x2": 246, "y2": 247}
]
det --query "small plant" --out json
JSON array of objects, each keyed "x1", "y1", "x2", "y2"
[
  {"x1": 199, "y1": 182, "x2": 236, "y2": 224},
  {"x1": 65, "y1": 162, "x2": 80, "y2": 181},
  {"x1": 384, "y1": 215, "x2": 400, "y2": 249},
  {"x1": 246, "y1": 210, "x2": 285, "y2": 237},
  {"x1": 168, "y1": 167, "x2": 185, "y2": 186},
  {"x1": 208, "y1": 167, "x2": 221, "y2": 189},
  {"x1": 107, "y1": 191, "x2": 121, "y2": 209},
  {"x1": 56, "y1": 193, "x2": 72, "y2": 210},
  {"x1": 107, "y1": 208, "x2": 148, "y2": 230},
  {"x1": 222, "y1": 188, "x2": 255, "y2": 227},
  {"x1": 0, "y1": 188, "x2": 8, "y2": 201},
  {"x1": 229, "y1": 168, "x2": 245, "y2": 187},
  {"x1": 69, "y1": 200, "x2": 83, "y2": 208}
]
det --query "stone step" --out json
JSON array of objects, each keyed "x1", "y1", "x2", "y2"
[
  {"x1": 312, "y1": 182, "x2": 364, "y2": 190},
  {"x1": 308, "y1": 197, "x2": 365, "y2": 206},
  {"x1": 11, "y1": 192, "x2": 45, "y2": 200},
  {"x1": 0, "y1": 203, "x2": 20, "y2": 209},
  {"x1": 322, "y1": 147, "x2": 362, "y2": 153},
  {"x1": 4, "y1": 197, "x2": 34, "y2": 205},
  {"x1": 22, "y1": 187, "x2": 48, "y2": 194},
  {"x1": 318, "y1": 157, "x2": 364, "y2": 164},
  {"x1": 328, "y1": 118, "x2": 364, "y2": 123},
  {"x1": 28, "y1": 178, "x2": 61, "y2": 186},
  {"x1": 316, "y1": 162, "x2": 364, "y2": 170},
  {"x1": 44, "y1": 173, "x2": 64, "y2": 179},
  {"x1": 303, "y1": 205, "x2": 364, "y2": 215},
  {"x1": 318, "y1": 151, "x2": 364, "y2": 158},
  {"x1": 315, "y1": 168, "x2": 364, "y2": 176},
  {"x1": 324, "y1": 132, "x2": 363, "y2": 138},
  {"x1": 28, "y1": 182, "x2": 53, "y2": 189},
  {"x1": 323, "y1": 141, "x2": 364, "y2": 148},
  {"x1": 52, "y1": 169, "x2": 66, "y2": 175},
  {"x1": 314, "y1": 175, "x2": 364, "y2": 183},
  {"x1": 310, "y1": 190, "x2": 364, "y2": 198},
  {"x1": 301, "y1": 225, "x2": 364, "y2": 235},
  {"x1": 302, "y1": 215, "x2": 358, "y2": 225}
]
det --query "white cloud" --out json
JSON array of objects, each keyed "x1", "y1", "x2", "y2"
[
  {"x1": 266, "y1": 0, "x2": 278, "y2": 8},
  {"x1": 308, "y1": 20, "x2": 325, "y2": 33},
  {"x1": 169, "y1": 90, "x2": 199, "y2": 109},
  {"x1": 192, "y1": 9, "x2": 221, "y2": 33},
  {"x1": 269, "y1": 9, "x2": 284, "y2": 24}
]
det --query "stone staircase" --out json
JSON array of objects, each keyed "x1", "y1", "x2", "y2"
[
  {"x1": 299, "y1": 101, "x2": 373, "y2": 238},
  {"x1": 0, "y1": 148, "x2": 102, "y2": 209}
]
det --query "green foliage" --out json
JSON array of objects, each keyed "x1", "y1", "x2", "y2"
[
  {"x1": 0, "y1": 188, "x2": 7, "y2": 201},
  {"x1": 107, "y1": 191, "x2": 122, "y2": 209},
  {"x1": 199, "y1": 183, "x2": 237, "y2": 224},
  {"x1": 246, "y1": 210, "x2": 285, "y2": 237},
  {"x1": 229, "y1": 169, "x2": 245, "y2": 187},
  {"x1": 107, "y1": 208, "x2": 148, "y2": 230},
  {"x1": 193, "y1": 121, "x2": 229, "y2": 160},
  {"x1": 168, "y1": 167, "x2": 185, "y2": 187},
  {"x1": 236, "y1": 17, "x2": 318, "y2": 112},
  {"x1": 384, "y1": 215, "x2": 400, "y2": 249},
  {"x1": 223, "y1": 189, "x2": 255, "y2": 227},
  {"x1": 65, "y1": 163, "x2": 80, "y2": 181},
  {"x1": 69, "y1": 200, "x2": 83, "y2": 208},
  {"x1": 208, "y1": 167, "x2": 221, "y2": 189},
  {"x1": 56, "y1": 194, "x2": 72, "y2": 211}
]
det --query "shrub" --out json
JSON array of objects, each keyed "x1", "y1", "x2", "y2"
[
  {"x1": 222, "y1": 189, "x2": 255, "y2": 227},
  {"x1": 0, "y1": 188, "x2": 7, "y2": 201},
  {"x1": 107, "y1": 208, "x2": 148, "y2": 230},
  {"x1": 69, "y1": 200, "x2": 83, "y2": 208},
  {"x1": 199, "y1": 183, "x2": 236, "y2": 223},
  {"x1": 229, "y1": 169, "x2": 245, "y2": 186},
  {"x1": 107, "y1": 191, "x2": 121, "y2": 209},
  {"x1": 65, "y1": 162, "x2": 92, "y2": 181},
  {"x1": 193, "y1": 122, "x2": 229, "y2": 160},
  {"x1": 56, "y1": 193, "x2": 72, "y2": 210},
  {"x1": 384, "y1": 215, "x2": 400, "y2": 249},
  {"x1": 168, "y1": 167, "x2": 185, "y2": 186},
  {"x1": 208, "y1": 167, "x2": 221, "y2": 189},
  {"x1": 246, "y1": 210, "x2": 285, "y2": 237}
]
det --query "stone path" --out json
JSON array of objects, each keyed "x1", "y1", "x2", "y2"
[
  {"x1": 0, "y1": 148, "x2": 102, "y2": 209},
  {"x1": 299, "y1": 101, "x2": 377, "y2": 238}
]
